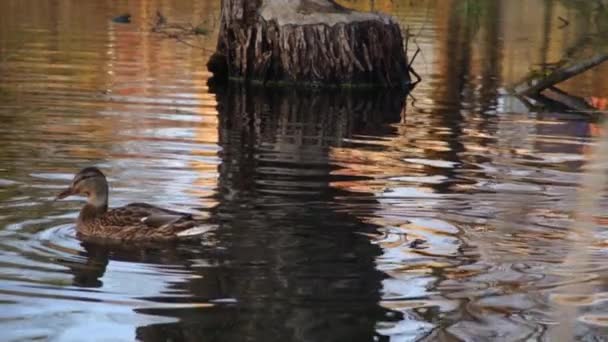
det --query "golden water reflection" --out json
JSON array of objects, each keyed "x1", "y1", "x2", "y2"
[{"x1": 1, "y1": 0, "x2": 608, "y2": 341}]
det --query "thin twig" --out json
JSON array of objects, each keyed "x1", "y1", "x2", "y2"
[
  {"x1": 408, "y1": 47, "x2": 420, "y2": 70},
  {"x1": 404, "y1": 26, "x2": 409, "y2": 55},
  {"x1": 409, "y1": 67, "x2": 422, "y2": 87},
  {"x1": 162, "y1": 32, "x2": 215, "y2": 53},
  {"x1": 407, "y1": 46, "x2": 422, "y2": 86},
  {"x1": 150, "y1": 11, "x2": 214, "y2": 53}
]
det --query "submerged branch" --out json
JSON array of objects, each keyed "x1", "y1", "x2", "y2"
[
  {"x1": 405, "y1": 28, "x2": 422, "y2": 86},
  {"x1": 539, "y1": 87, "x2": 593, "y2": 111},
  {"x1": 399, "y1": 25, "x2": 422, "y2": 87},
  {"x1": 511, "y1": 51, "x2": 608, "y2": 112},
  {"x1": 515, "y1": 53, "x2": 608, "y2": 96}
]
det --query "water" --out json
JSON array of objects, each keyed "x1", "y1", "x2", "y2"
[{"x1": 1, "y1": 0, "x2": 608, "y2": 341}]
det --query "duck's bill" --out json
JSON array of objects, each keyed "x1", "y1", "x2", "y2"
[{"x1": 55, "y1": 187, "x2": 74, "y2": 201}]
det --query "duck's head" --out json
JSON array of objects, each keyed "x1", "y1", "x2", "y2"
[{"x1": 56, "y1": 167, "x2": 109, "y2": 208}]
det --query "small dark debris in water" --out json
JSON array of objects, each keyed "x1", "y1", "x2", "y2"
[
  {"x1": 112, "y1": 13, "x2": 131, "y2": 24},
  {"x1": 156, "y1": 11, "x2": 167, "y2": 26},
  {"x1": 409, "y1": 238, "x2": 427, "y2": 249},
  {"x1": 193, "y1": 25, "x2": 209, "y2": 36},
  {"x1": 558, "y1": 16, "x2": 569, "y2": 29},
  {"x1": 152, "y1": 11, "x2": 167, "y2": 32}
]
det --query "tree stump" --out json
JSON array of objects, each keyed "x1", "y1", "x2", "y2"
[{"x1": 208, "y1": 0, "x2": 411, "y2": 88}]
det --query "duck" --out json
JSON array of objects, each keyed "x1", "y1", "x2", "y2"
[{"x1": 55, "y1": 167, "x2": 211, "y2": 242}]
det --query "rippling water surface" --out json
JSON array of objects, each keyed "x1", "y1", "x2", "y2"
[{"x1": 1, "y1": 0, "x2": 608, "y2": 341}]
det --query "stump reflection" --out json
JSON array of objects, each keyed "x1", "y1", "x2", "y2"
[{"x1": 75, "y1": 85, "x2": 410, "y2": 341}]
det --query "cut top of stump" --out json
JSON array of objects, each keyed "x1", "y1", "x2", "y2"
[{"x1": 259, "y1": 0, "x2": 393, "y2": 26}]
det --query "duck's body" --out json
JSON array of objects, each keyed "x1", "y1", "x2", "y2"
[
  {"x1": 77, "y1": 202, "x2": 208, "y2": 241},
  {"x1": 57, "y1": 167, "x2": 210, "y2": 242}
]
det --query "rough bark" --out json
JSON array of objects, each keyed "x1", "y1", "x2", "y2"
[{"x1": 208, "y1": 0, "x2": 411, "y2": 88}]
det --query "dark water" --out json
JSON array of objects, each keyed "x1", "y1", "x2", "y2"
[{"x1": 1, "y1": 0, "x2": 608, "y2": 341}]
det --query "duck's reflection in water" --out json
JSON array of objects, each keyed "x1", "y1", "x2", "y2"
[{"x1": 69, "y1": 85, "x2": 411, "y2": 341}]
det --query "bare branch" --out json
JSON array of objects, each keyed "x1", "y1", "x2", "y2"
[{"x1": 516, "y1": 53, "x2": 608, "y2": 96}]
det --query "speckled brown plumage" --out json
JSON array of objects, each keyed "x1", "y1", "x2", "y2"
[
  {"x1": 56, "y1": 167, "x2": 211, "y2": 242},
  {"x1": 77, "y1": 203, "x2": 206, "y2": 241}
]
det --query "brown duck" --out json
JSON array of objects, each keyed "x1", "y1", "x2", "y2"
[{"x1": 56, "y1": 167, "x2": 211, "y2": 241}]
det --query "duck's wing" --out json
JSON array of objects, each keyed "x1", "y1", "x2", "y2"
[
  {"x1": 95, "y1": 203, "x2": 212, "y2": 241},
  {"x1": 140, "y1": 213, "x2": 185, "y2": 228},
  {"x1": 103, "y1": 203, "x2": 191, "y2": 228},
  {"x1": 126, "y1": 203, "x2": 200, "y2": 229},
  {"x1": 123, "y1": 203, "x2": 193, "y2": 217}
]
